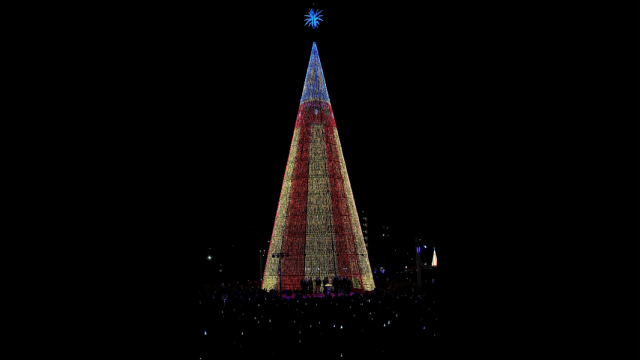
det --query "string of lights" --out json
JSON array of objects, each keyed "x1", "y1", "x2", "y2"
[{"x1": 262, "y1": 43, "x2": 375, "y2": 292}]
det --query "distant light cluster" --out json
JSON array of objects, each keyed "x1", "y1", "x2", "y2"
[{"x1": 431, "y1": 249, "x2": 437, "y2": 267}]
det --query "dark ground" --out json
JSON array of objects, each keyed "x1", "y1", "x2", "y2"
[{"x1": 198, "y1": 287, "x2": 438, "y2": 359}]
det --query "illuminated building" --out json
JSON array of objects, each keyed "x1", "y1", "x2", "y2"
[{"x1": 262, "y1": 43, "x2": 375, "y2": 292}]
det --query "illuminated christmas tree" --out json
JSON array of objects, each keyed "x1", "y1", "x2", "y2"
[
  {"x1": 262, "y1": 42, "x2": 374, "y2": 292},
  {"x1": 431, "y1": 248, "x2": 437, "y2": 268}
]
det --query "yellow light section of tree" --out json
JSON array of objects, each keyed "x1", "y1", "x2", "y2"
[
  {"x1": 304, "y1": 124, "x2": 337, "y2": 282},
  {"x1": 263, "y1": 128, "x2": 301, "y2": 291},
  {"x1": 333, "y1": 128, "x2": 375, "y2": 291}
]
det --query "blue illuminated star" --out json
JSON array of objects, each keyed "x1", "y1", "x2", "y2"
[{"x1": 304, "y1": 8, "x2": 323, "y2": 29}]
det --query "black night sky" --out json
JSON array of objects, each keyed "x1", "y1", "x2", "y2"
[
  {"x1": 55, "y1": 3, "x2": 637, "y2": 356},
  {"x1": 133, "y1": 2, "x2": 552, "y2": 283},
  {"x1": 172, "y1": 3, "x2": 469, "y2": 283},
  {"x1": 93, "y1": 2, "x2": 637, "y2": 290}
]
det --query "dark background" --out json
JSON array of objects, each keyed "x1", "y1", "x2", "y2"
[
  {"x1": 83, "y1": 2, "x2": 637, "y2": 292},
  {"x1": 51, "y1": 2, "x2": 637, "y2": 358},
  {"x1": 129, "y1": 1, "x2": 518, "y2": 284},
  {"x1": 90, "y1": 2, "x2": 634, "y2": 285}
]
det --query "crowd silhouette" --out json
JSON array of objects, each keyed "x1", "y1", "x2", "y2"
[{"x1": 198, "y1": 275, "x2": 437, "y2": 358}]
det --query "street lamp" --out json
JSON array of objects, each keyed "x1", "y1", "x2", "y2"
[
  {"x1": 259, "y1": 250, "x2": 266, "y2": 285},
  {"x1": 272, "y1": 252, "x2": 289, "y2": 295},
  {"x1": 415, "y1": 238, "x2": 422, "y2": 293}
]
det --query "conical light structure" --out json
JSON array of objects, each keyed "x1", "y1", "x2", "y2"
[
  {"x1": 431, "y1": 249, "x2": 437, "y2": 267},
  {"x1": 262, "y1": 43, "x2": 374, "y2": 292}
]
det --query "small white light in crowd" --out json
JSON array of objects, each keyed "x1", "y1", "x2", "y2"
[
  {"x1": 204, "y1": 331, "x2": 207, "y2": 335},
  {"x1": 241, "y1": 332, "x2": 243, "y2": 335},
  {"x1": 434, "y1": 333, "x2": 436, "y2": 337},
  {"x1": 383, "y1": 324, "x2": 386, "y2": 327},
  {"x1": 299, "y1": 339, "x2": 302, "y2": 343},
  {"x1": 340, "y1": 325, "x2": 343, "y2": 329},
  {"x1": 333, "y1": 324, "x2": 335, "y2": 328}
]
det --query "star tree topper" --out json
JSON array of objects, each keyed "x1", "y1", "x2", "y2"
[{"x1": 304, "y1": 8, "x2": 323, "y2": 29}]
